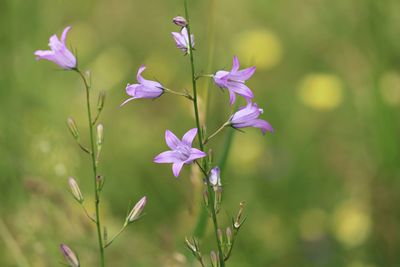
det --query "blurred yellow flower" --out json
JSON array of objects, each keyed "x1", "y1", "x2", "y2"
[
  {"x1": 332, "y1": 200, "x2": 371, "y2": 247},
  {"x1": 298, "y1": 74, "x2": 343, "y2": 110},
  {"x1": 233, "y1": 29, "x2": 283, "y2": 70},
  {"x1": 379, "y1": 71, "x2": 400, "y2": 106},
  {"x1": 299, "y1": 209, "x2": 327, "y2": 241}
]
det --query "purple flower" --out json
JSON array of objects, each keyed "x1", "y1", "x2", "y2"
[
  {"x1": 230, "y1": 102, "x2": 273, "y2": 135},
  {"x1": 209, "y1": 167, "x2": 221, "y2": 187},
  {"x1": 213, "y1": 56, "x2": 256, "y2": 105},
  {"x1": 154, "y1": 128, "x2": 206, "y2": 177},
  {"x1": 34, "y1": 26, "x2": 77, "y2": 70},
  {"x1": 171, "y1": 27, "x2": 194, "y2": 54},
  {"x1": 121, "y1": 65, "x2": 164, "y2": 106},
  {"x1": 172, "y1": 16, "x2": 188, "y2": 27}
]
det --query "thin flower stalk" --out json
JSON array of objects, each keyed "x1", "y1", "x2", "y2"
[{"x1": 183, "y1": 0, "x2": 225, "y2": 266}]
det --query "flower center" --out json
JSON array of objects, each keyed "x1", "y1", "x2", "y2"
[{"x1": 175, "y1": 144, "x2": 191, "y2": 161}]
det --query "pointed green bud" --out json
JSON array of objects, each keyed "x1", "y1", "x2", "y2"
[
  {"x1": 210, "y1": 251, "x2": 218, "y2": 267},
  {"x1": 226, "y1": 227, "x2": 233, "y2": 245},
  {"x1": 97, "y1": 91, "x2": 106, "y2": 111},
  {"x1": 97, "y1": 124, "x2": 104, "y2": 146},
  {"x1": 67, "y1": 117, "x2": 79, "y2": 139},
  {"x1": 217, "y1": 228, "x2": 223, "y2": 245},
  {"x1": 68, "y1": 177, "x2": 83, "y2": 203}
]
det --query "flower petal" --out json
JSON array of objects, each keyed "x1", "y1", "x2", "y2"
[
  {"x1": 182, "y1": 128, "x2": 198, "y2": 146},
  {"x1": 154, "y1": 151, "x2": 178, "y2": 163},
  {"x1": 228, "y1": 89, "x2": 236, "y2": 105},
  {"x1": 172, "y1": 162, "x2": 184, "y2": 177},
  {"x1": 61, "y1": 26, "x2": 72, "y2": 44},
  {"x1": 165, "y1": 130, "x2": 180, "y2": 150},
  {"x1": 187, "y1": 148, "x2": 207, "y2": 162},
  {"x1": 136, "y1": 65, "x2": 147, "y2": 84},
  {"x1": 34, "y1": 50, "x2": 55, "y2": 61},
  {"x1": 226, "y1": 82, "x2": 254, "y2": 100},
  {"x1": 251, "y1": 119, "x2": 274, "y2": 134},
  {"x1": 126, "y1": 84, "x2": 140, "y2": 97},
  {"x1": 231, "y1": 56, "x2": 240, "y2": 72},
  {"x1": 230, "y1": 66, "x2": 256, "y2": 81}
]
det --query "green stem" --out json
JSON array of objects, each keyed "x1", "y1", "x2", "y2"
[
  {"x1": 104, "y1": 225, "x2": 127, "y2": 248},
  {"x1": 163, "y1": 87, "x2": 194, "y2": 100},
  {"x1": 203, "y1": 122, "x2": 229, "y2": 145},
  {"x1": 183, "y1": 1, "x2": 225, "y2": 266},
  {"x1": 76, "y1": 69, "x2": 105, "y2": 267}
]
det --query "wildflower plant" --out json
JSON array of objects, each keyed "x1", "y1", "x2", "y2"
[
  {"x1": 121, "y1": 1, "x2": 273, "y2": 266},
  {"x1": 35, "y1": 26, "x2": 147, "y2": 266}
]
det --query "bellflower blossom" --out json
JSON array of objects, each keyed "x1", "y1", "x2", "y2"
[
  {"x1": 230, "y1": 102, "x2": 273, "y2": 135},
  {"x1": 154, "y1": 128, "x2": 206, "y2": 177},
  {"x1": 171, "y1": 27, "x2": 194, "y2": 54},
  {"x1": 34, "y1": 26, "x2": 77, "y2": 70},
  {"x1": 172, "y1": 16, "x2": 188, "y2": 27},
  {"x1": 209, "y1": 167, "x2": 221, "y2": 187},
  {"x1": 121, "y1": 65, "x2": 164, "y2": 106},
  {"x1": 213, "y1": 56, "x2": 256, "y2": 105}
]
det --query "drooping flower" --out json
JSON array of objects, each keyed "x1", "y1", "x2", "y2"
[
  {"x1": 121, "y1": 65, "x2": 164, "y2": 106},
  {"x1": 230, "y1": 102, "x2": 273, "y2": 134},
  {"x1": 213, "y1": 56, "x2": 256, "y2": 105},
  {"x1": 154, "y1": 128, "x2": 206, "y2": 177},
  {"x1": 209, "y1": 167, "x2": 221, "y2": 187},
  {"x1": 34, "y1": 26, "x2": 77, "y2": 70},
  {"x1": 172, "y1": 16, "x2": 188, "y2": 27},
  {"x1": 171, "y1": 27, "x2": 194, "y2": 54},
  {"x1": 60, "y1": 244, "x2": 80, "y2": 267}
]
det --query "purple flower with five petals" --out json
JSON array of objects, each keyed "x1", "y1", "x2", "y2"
[
  {"x1": 121, "y1": 65, "x2": 164, "y2": 106},
  {"x1": 213, "y1": 56, "x2": 256, "y2": 105},
  {"x1": 171, "y1": 27, "x2": 194, "y2": 54},
  {"x1": 154, "y1": 128, "x2": 206, "y2": 177},
  {"x1": 34, "y1": 26, "x2": 77, "y2": 70},
  {"x1": 230, "y1": 102, "x2": 273, "y2": 135}
]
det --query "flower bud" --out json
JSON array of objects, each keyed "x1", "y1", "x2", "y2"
[
  {"x1": 217, "y1": 228, "x2": 223, "y2": 245},
  {"x1": 60, "y1": 244, "x2": 80, "y2": 267},
  {"x1": 209, "y1": 167, "x2": 221, "y2": 187},
  {"x1": 97, "y1": 124, "x2": 104, "y2": 146},
  {"x1": 67, "y1": 117, "x2": 79, "y2": 139},
  {"x1": 185, "y1": 237, "x2": 197, "y2": 253},
  {"x1": 226, "y1": 227, "x2": 232, "y2": 245},
  {"x1": 96, "y1": 175, "x2": 105, "y2": 191},
  {"x1": 210, "y1": 251, "x2": 218, "y2": 267},
  {"x1": 172, "y1": 16, "x2": 187, "y2": 27},
  {"x1": 234, "y1": 201, "x2": 245, "y2": 229},
  {"x1": 68, "y1": 177, "x2": 84, "y2": 203},
  {"x1": 125, "y1": 196, "x2": 147, "y2": 225},
  {"x1": 97, "y1": 91, "x2": 106, "y2": 111}
]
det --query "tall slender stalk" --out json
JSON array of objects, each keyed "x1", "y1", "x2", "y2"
[
  {"x1": 183, "y1": 1, "x2": 225, "y2": 266},
  {"x1": 76, "y1": 69, "x2": 105, "y2": 267}
]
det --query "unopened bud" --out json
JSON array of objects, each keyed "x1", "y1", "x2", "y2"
[
  {"x1": 60, "y1": 244, "x2": 80, "y2": 267},
  {"x1": 67, "y1": 117, "x2": 79, "y2": 139},
  {"x1": 125, "y1": 196, "x2": 147, "y2": 225},
  {"x1": 226, "y1": 227, "x2": 232, "y2": 245},
  {"x1": 217, "y1": 228, "x2": 223, "y2": 244},
  {"x1": 68, "y1": 177, "x2": 84, "y2": 203},
  {"x1": 209, "y1": 167, "x2": 221, "y2": 187},
  {"x1": 210, "y1": 251, "x2": 218, "y2": 267},
  {"x1": 173, "y1": 16, "x2": 188, "y2": 27},
  {"x1": 97, "y1": 91, "x2": 106, "y2": 111},
  {"x1": 97, "y1": 124, "x2": 104, "y2": 146},
  {"x1": 96, "y1": 175, "x2": 104, "y2": 191}
]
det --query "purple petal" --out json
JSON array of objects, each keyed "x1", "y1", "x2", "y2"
[
  {"x1": 34, "y1": 50, "x2": 55, "y2": 61},
  {"x1": 165, "y1": 130, "x2": 180, "y2": 150},
  {"x1": 61, "y1": 26, "x2": 72, "y2": 44},
  {"x1": 49, "y1": 34, "x2": 63, "y2": 51},
  {"x1": 172, "y1": 162, "x2": 184, "y2": 177},
  {"x1": 230, "y1": 66, "x2": 256, "y2": 81},
  {"x1": 226, "y1": 82, "x2": 254, "y2": 100},
  {"x1": 228, "y1": 89, "x2": 236, "y2": 105},
  {"x1": 187, "y1": 148, "x2": 207, "y2": 162},
  {"x1": 231, "y1": 56, "x2": 240, "y2": 72},
  {"x1": 251, "y1": 119, "x2": 274, "y2": 134},
  {"x1": 126, "y1": 84, "x2": 140, "y2": 97},
  {"x1": 182, "y1": 128, "x2": 198, "y2": 146},
  {"x1": 154, "y1": 151, "x2": 178, "y2": 163},
  {"x1": 136, "y1": 65, "x2": 147, "y2": 84},
  {"x1": 135, "y1": 65, "x2": 163, "y2": 89},
  {"x1": 231, "y1": 103, "x2": 261, "y2": 124}
]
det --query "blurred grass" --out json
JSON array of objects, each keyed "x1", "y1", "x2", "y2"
[{"x1": 1, "y1": 0, "x2": 400, "y2": 266}]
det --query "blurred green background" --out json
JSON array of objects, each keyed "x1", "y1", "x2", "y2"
[{"x1": 1, "y1": 0, "x2": 400, "y2": 266}]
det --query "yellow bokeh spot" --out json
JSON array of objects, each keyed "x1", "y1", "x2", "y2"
[
  {"x1": 298, "y1": 74, "x2": 343, "y2": 110},
  {"x1": 379, "y1": 71, "x2": 400, "y2": 106},
  {"x1": 332, "y1": 200, "x2": 371, "y2": 247},
  {"x1": 234, "y1": 29, "x2": 283, "y2": 70},
  {"x1": 299, "y1": 209, "x2": 327, "y2": 241}
]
